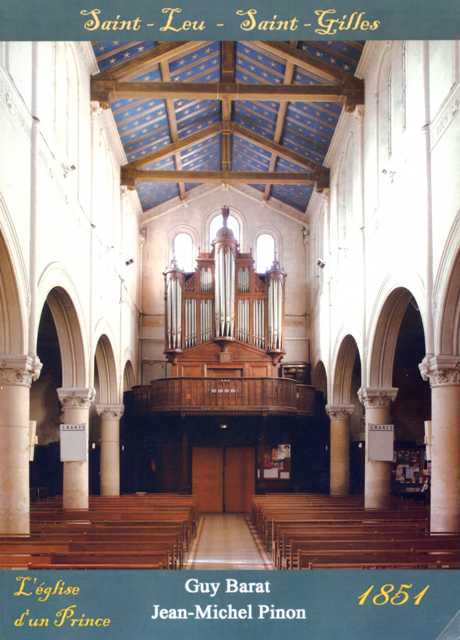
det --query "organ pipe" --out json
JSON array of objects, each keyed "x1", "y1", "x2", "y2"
[
  {"x1": 267, "y1": 258, "x2": 285, "y2": 353},
  {"x1": 214, "y1": 206, "x2": 237, "y2": 340},
  {"x1": 164, "y1": 207, "x2": 286, "y2": 361},
  {"x1": 164, "y1": 258, "x2": 183, "y2": 352}
]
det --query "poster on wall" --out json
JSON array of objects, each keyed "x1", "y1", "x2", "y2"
[
  {"x1": 1, "y1": 0, "x2": 460, "y2": 639},
  {"x1": 260, "y1": 443, "x2": 291, "y2": 480}
]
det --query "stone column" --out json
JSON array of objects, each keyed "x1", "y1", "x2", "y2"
[
  {"x1": 96, "y1": 404, "x2": 124, "y2": 496},
  {"x1": 358, "y1": 387, "x2": 398, "y2": 510},
  {"x1": 0, "y1": 355, "x2": 41, "y2": 535},
  {"x1": 326, "y1": 405, "x2": 354, "y2": 496},
  {"x1": 420, "y1": 356, "x2": 460, "y2": 533},
  {"x1": 57, "y1": 387, "x2": 95, "y2": 510}
]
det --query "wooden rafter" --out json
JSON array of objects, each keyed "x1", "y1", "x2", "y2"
[
  {"x1": 92, "y1": 80, "x2": 364, "y2": 109},
  {"x1": 129, "y1": 123, "x2": 222, "y2": 168},
  {"x1": 160, "y1": 59, "x2": 186, "y2": 200},
  {"x1": 125, "y1": 121, "x2": 326, "y2": 175},
  {"x1": 221, "y1": 41, "x2": 235, "y2": 172},
  {"x1": 123, "y1": 120, "x2": 328, "y2": 185},
  {"x1": 93, "y1": 41, "x2": 209, "y2": 81},
  {"x1": 230, "y1": 123, "x2": 326, "y2": 178},
  {"x1": 121, "y1": 169, "x2": 315, "y2": 187},
  {"x1": 252, "y1": 41, "x2": 357, "y2": 84},
  {"x1": 264, "y1": 61, "x2": 295, "y2": 201}
]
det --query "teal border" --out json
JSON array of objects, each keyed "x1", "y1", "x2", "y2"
[{"x1": 0, "y1": 0, "x2": 459, "y2": 41}]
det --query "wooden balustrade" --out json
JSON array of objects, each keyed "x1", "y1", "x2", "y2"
[{"x1": 133, "y1": 377, "x2": 314, "y2": 416}]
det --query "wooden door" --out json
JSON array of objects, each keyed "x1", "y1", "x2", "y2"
[
  {"x1": 192, "y1": 447, "x2": 223, "y2": 512},
  {"x1": 224, "y1": 447, "x2": 255, "y2": 513}
]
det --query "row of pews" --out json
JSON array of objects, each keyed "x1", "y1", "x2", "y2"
[
  {"x1": 251, "y1": 493, "x2": 460, "y2": 569},
  {"x1": 0, "y1": 494, "x2": 197, "y2": 569}
]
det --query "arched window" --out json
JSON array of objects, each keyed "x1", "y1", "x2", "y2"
[
  {"x1": 173, "y1": 232, "x2": 194, "y2": 272},
  {"x1": 209, "y1": 211, "x2": 240, "y2": 245},
  {"x1": 256, "y1": 234, "x2": 276, "y2": 273}
]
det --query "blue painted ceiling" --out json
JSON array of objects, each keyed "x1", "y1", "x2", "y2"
[{"x1": 92, "y1": 41, "x2": 363, "y2": 213}]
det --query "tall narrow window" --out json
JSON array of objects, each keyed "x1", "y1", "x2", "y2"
[
  {"x1": 209, "y1": 212, "x2": 240, "y2": 245},
  {"x1": 256, "y1": 234, "x2": 275, "y2": 273},
  {"x1": 173, "y1": 232, "x2": 194, "y2": 272}
]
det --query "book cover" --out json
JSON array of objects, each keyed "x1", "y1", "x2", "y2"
[{"x1": 0, "y1": 1, "x2": 460, "y2": 638}]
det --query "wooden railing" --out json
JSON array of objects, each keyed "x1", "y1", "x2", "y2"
[{"x1": 133, "y1": 377, "x2": 314, "y2": 416}]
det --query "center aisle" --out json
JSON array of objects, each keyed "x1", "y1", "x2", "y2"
[{"x1": 187, "y1": 514, "x2": 273, "y2": 570}]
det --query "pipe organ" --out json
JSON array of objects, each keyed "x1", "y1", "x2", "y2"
[
  {"x1": 164, "y1": 259, "x2": 183, "y2": 352},
  {"x1": 164, "y1": 207, "x2": 286, "y2": 365}
]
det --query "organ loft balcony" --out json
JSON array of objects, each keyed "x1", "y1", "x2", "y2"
[{"x1": 133, "y1": 376, "x2": 314, "y2": 416}]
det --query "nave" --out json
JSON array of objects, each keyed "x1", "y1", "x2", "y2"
[{"x1": 2, "y1": 39, "x2": 460, "y2": 572}]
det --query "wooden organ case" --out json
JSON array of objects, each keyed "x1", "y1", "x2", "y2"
[{"x1": 165, "y1": 206, "x2": 286, "y2": 378}]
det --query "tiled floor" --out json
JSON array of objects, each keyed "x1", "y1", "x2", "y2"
[{"x1": 187, "y1": 514, "x2": 273, "y2": 570}]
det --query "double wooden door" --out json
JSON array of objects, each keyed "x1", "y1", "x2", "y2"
[{"x1": 192, "y1": 447, "x2": 255, "y2": 513}]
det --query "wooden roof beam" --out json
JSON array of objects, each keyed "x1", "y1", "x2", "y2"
[
  {"x1": 230, "y1": 122, "x2": 326, "y2": 176},
  {"x1": 160, "y1": 59, "x2": 186, "y2": 200},
  {"x1": 221, "y1": 41, "x2": 235, "y2": 172},
  {"x1": 128, "y1": 123, "x2": 223, "y2": 169},
  {"x1": 92, "y1": 80, "x2": 364, "y2": 108},
  {"x1": 123, "y1": 121, "x2": 328, "y2": 188},
  {"x1": 252, "y1": 41, "x2": 359, "y2": 84},
  {"x1": 264, "y1": 61, "x2": 295, "y2": 201},
  {"x1": 121, "y1": 169, "x2": 316, "y2": 187},
  {"x1": 94, "y1": 41, "x2": 209, "y2": 81}
]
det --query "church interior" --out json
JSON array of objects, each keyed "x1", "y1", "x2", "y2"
[{"x1": 1, "y1": 39, "x2": 460, "y2": 569}]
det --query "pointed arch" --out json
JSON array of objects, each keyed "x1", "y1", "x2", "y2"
[
  {"x1": 42, "y1": 287, "x2": 87, "y2": 388},
  {"x1": 368, "y1": 287, "x2": 426, "y2": 388},
  {"x1": 312, "y1": 360, "x2": 328, "y2": 400},
  {"x1": 0, "y1": 228, "x2": 26, "y2": 355},
  {"x1": 435, "y1": 212, "x2": 460, "y2": 355},
  {"x1": 0, "y1": 197, "x2": 28, "y2": 355},
  {"x1": 94, "y1": 334, "x2": 119, "y2": 404},
  {"x1": 37, "y1": 263, "x2": 88, "y2": 388},
  {"x1": 331, "y1": 335, "x2": 361, "y2": 404},
  {"x1": 123, "y1": 360, "x2": 136, "y2": 391}
]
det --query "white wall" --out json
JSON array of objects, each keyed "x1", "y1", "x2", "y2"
[
  {"x1": 308, "y1": 40, "x2": 460, "y2": 397},
  {"x1": 0, "y1": 42, "x2": 141, "y2": 404}
]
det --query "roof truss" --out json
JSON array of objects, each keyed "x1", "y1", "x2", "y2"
[
  {"x1": 121, "y1": 169, "x2": 316, "y2": 187},
  {"x1": 92, "y1": 79, "x2": 364, "y2": 110},
  {"x1": 92, "y1": 40, "x2": 365, "y2": 210}
]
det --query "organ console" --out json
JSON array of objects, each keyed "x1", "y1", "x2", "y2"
[{"x1": 164, "y1": 206, "x2": 286, "y2": 364}]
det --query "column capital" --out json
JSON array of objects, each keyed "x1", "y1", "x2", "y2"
[
  {"x1": 0, "y1": 355, "x2": 42, "y2": 387},
  {"x1": 358, "y1": 387, "x2": 398, "y2": 408},
  {"x1": 96, "y1": 404, "x2": 124, "y2": 419},
  {"x1": 326, "y1": 404, "x2": 354, "y2": 419},
  {"x1": 419, "y1": 355, "x2": 460, "y2": 387},
  {"x1": 57, "y1": 387, "x2": 96, "y2": 409}
]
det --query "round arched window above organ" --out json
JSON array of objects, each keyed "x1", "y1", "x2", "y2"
[
  {"x1": 256, "y1": 233, "x2": 276, "y2": 273},
  {"x1": 172, "y1": 232, "x2": 195, "y2": 272},
  {"x1": 209, "y1": 211, "x2": 240, "y2": 246}
]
